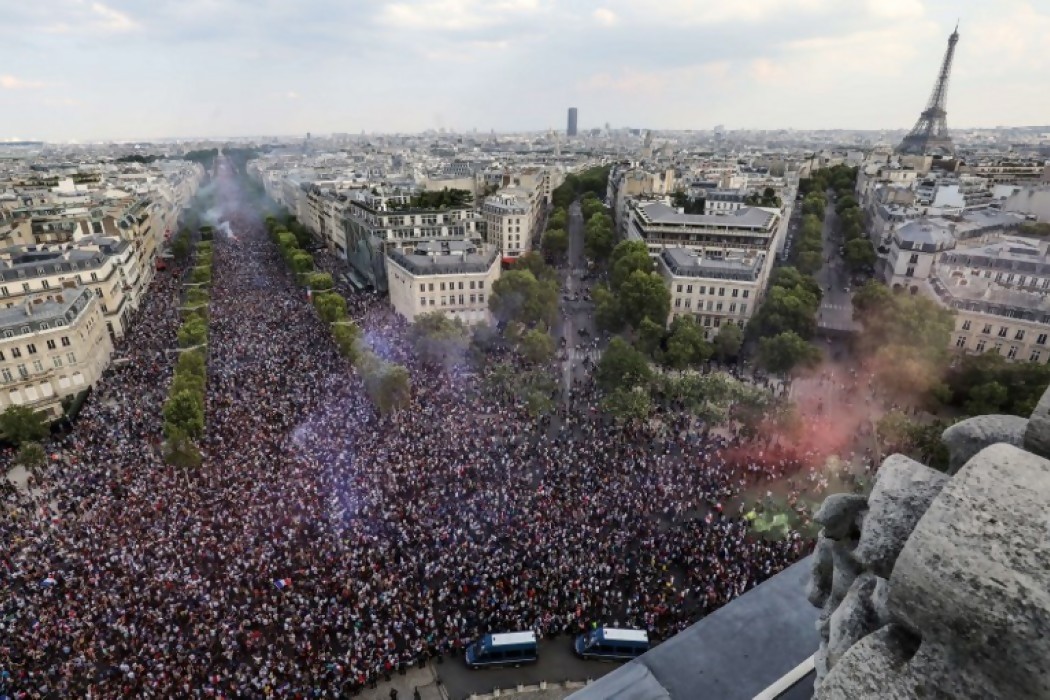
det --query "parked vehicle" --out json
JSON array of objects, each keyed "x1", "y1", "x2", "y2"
[
  {"x1": 574, "y1": 627, "x2": 650, "y2": 661},
  {"x1": 465, "y1": 631, "x2": 538, "y2": 669}
]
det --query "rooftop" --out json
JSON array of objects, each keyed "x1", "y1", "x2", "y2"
[
  {"x1": 568, "y1": 556, "x2": 817, "y2": 700},
  {"x1": 659, "y1": 247, "x2": 764, "y2": 282},
  {"x1": 636, "y1": 202, "x2": 777, "y2": 231},
  {"x1": 387, "y1": 240, "x2": 499, "y2": 276},
  {"x1": 0, "y1": 286, "x2": 94, "y2": 335}
]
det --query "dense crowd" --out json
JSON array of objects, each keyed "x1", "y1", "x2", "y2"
[{"x1": 2, "y1": 163, "x2": 846, "y2": 698}]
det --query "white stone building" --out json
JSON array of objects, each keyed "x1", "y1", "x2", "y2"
[
  {"x1": 481, "y1": 184, "x2": 543, "y2": 261},
  {"x1": 657, "y1": 247, "x2": 762, "y2": 337},
  {"x1": 0, "y1": 286, "x2": 113, "y2": 418},
  {"x1": 385, "y1": 240, "x2": 500, "y2": 325}
]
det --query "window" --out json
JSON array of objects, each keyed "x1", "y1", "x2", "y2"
[
  {"x1": 998, "y1": 326, "x2": 1008, "y2": 338},
  {"x1": 975, "y1": 340, "x2": 986, "y2": 353},
  {"x1": 478, "y1": 281, "x2": 485, "y2": 290},
  {"x1": 469, "y1": 294, "x2": 476, "y2": 304},
  {"x1": 428, "y1": 283, "x2": 434, "y2": 292},
  {"x1": 961, "y1": 320, "x2": 971, "y2": 331},
  {"x1": 32, "y1": 360, "x2": 43, "y2": 373},
  {"x1": 478, "y1": 294, "x2": 484, "y2": 303},
  {"x1": 956, "y1": 336, "x2": 967, "y2": 348},
  {"x1": 0, "y1": 369, "x2": 10, "y2": 382},
  {"x1": 729, "y1": 303, "x2": 737, "y2": 313},
  {"x1": 686, "y1": 285, "x2": 693, "y2": 294},
  {"x1": 906, "y1": 267, "x2": 915, "y2": 277},
  {"x1": 11, "y1": 347, "x2": 21, "y2": 359},
  {"x1": 684, "y1": 299, "x2": 691, "y2": 309},
  {"x1": 61, "y1": 336, "x2": 71, "y2": 347},
  {"x1": 1007, "y1": 346, "x2": 1019, "y2": 360},
  {"x1": 716, "y1": 302, "x2": 723, "y2": 312},
  {"x1": 1031, "y1": 350, "x2": 1042, "y2": 363},
  {"x1": 909, "y1": 253, "x2": 919, "y2": 264},
  {"x1": 42, "y1": 280, "x2": 50, "y2": 290},
  {"x1": 91, "y1": 272, "x2": 98, "y2": 281},
  {"x1": 26, "y1": 343, "x2": 36, "y2": 355},
  {"x1": 718, "y1": 287, "x2": 725, "y2": 296},
  {"x1": 1015, "y1": 330, "x2": 1026, "y2": 341},
  {"x1": 440, "y1": 296, "x2": 447, "y2": 306},
  {"x1": 0, "y1": 287, "x2": 6, "y2": 297},
  {"x1": 440, "y1": 282, "x2": 446, "y2": 292},
  {"x1": 420, "y1": 297, "x2": 426, "y2": 307},
  {"x1": 675, "y1": 298, "x2": 682, "y2": 308},
  {"x1": 982, "y1": 324, "x2": 992, "y2": 335},
  {"x1": 429, "y1": 299, "x2": 435, "y2": 306},
  {"x1": 731, "y1": 289, "x2": 739, "y2": 298},
  {"x1": 419, "y1": 284, "x2": 425, "y2": 292},
  {"x1": 22, "y1": 283, "x2": 29, "y2": 293},
  {"x1": 1039, "y1": 334, "x2": 1048, "y2": 346},
  {"x1": 699, "y1": 286, "x2": 706, "y2": 295},
  {"x1": 676, "y1": 285, "x2": 683, "y2": 293},
  {"x1": 67, "y1": 352, "x2": 76, "y2": 365},
  {"x1": 17, "y1": 364, "x2": 28, "y2": 379},
  {"x1": 742, "y1": 290, "x2": 750, "y2": 298},
  {"x1": 0, "y1": 350, "x2": 3, "y2": 361},
  {"x1": 740, "y1": 304, "x2": 747, "y2": 315},
  {"x1": 470, "y1": 280, "x2": 476, "y2": 290},
  {"x1": 53, "y1": 356, "x2": 63, "y2": 368},
  {"x1": 458, "y1": 282, "x2": 464, "y2": 290},
  {"x1": 458, "y1": 294, "x2": 464, "y2": 305}
]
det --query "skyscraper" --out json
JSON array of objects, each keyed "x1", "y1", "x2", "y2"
[{"x1": 567, "y1": 108, "x2": 578, "y2": 137}]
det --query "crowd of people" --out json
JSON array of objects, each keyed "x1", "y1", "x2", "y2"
[{"x1": 1, "y1": 161, "x2": 861, "y2": 698}]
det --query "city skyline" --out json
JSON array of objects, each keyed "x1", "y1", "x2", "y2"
[{"x1": 2, "y1": 0, "x2": 1049, "y2": 141}]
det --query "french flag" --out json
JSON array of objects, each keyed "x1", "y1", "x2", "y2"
[
  {"x1": 274, "y1": 578, "x2": 292, "y2": 590},
  {"x1": 42, "y1": 576, "x2": 57, "y2": 587}
]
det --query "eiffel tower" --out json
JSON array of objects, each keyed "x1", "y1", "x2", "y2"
[{"x1": 898, "y1": 25, "x2": 959, "y2": 156}]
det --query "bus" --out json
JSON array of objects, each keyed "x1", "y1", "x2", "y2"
[
  {"x1": 465, "y1": 631, "x2": 538, "y2": 669},
  {"x1": 574, "y1": 627, "x2": 650, "y2": 661}
]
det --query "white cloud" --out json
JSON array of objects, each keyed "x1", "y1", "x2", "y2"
[
  {"x1": 286, "y1": 91, "x2": 300, "y2": 100},
  {"x1": 593, "y1": 8, "x2": 618, "y2": 26},
  {"x1": 864, "y1": 0, "x2": 925, "y2": 20},
  {"x1": 628, "y1": 0, "x2": 834, "y2": 26},
  {"x1": 0, "y1": 75, "x2": 44, "y2": 90},
  {"x1": 379, "y1": 0, "x2": 543, "y2": 31},
  {"x1": 43, "y1": 1, "x2": 138, "y2": 34}
]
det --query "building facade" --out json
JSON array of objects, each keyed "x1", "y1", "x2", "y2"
[
  {"x1": 385, "y1": 240, "x2": 500, "y2": 325},
  {"x1": 657, "y1": 247, "x2": 762, "y2": 337},
  {"x1": 481, "y1": 186, "x2": 542, "y2": 261},
  {"x1": 567, "y1": 108, "x2": 578, "y2": 137},
  {"x1": 0, "y1": 286, "x2": 113, "y2": 418}
]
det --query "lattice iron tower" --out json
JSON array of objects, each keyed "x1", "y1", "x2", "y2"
[{"x1": 898, "y1": 25, "x2": 959, "y2": 156}]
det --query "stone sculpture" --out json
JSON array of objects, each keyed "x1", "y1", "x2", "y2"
[{"x1": 809, "y1": 388, "x2": 1050, "y2": 700}]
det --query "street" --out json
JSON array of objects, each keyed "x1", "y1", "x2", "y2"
[
  {"x1": 556, "y1": 200, "x2": 601, "y2": 404},
  {"x1": 816, "y1": 192, "x2": 859, "y2": 333}
]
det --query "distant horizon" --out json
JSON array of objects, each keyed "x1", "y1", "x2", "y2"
[{"x1": 3, "y1": 123, "x2": 1050, "y2": 147}]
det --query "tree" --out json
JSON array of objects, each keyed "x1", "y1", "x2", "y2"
[
  {"x1": 360, "y1": 357, "x2": 412, "y2": 415},
  {"x1": 541, "y1": 228, "x2": 569, "y2": 263},
  {"x1": 331, "y1": 322, "x2": 362, "y2": 361},
  {"x1": 964, "y1": 381, "x2": 1009, "y2": 416},
  {"x1": 185, "y1": 287, "x2": 210, "y2": 306},
  {"x1": 944, "y1": 352, "x2": 1050, "y2": 417},
  {"x1": 409, "y1": 312, "x2": 470, "y2": 366},
  {"x1": 547, "y1": 208, "x2": 568, "y2": 230},
  {"x1": 835, "y1": 195, "x2": 859, "y2": 214},
  {"x1": 663, "y1": 315, "x2": 712, "y2": 370},
  {"x1": 17, "y1": 441, "x2": 46, "y2": 469},
  {"x1": 290, "y1": 251, "x2": 314, "y2": 276},
  {"x1": 171, "y1": 234, "x2": 191, "y2": 263},
  {"x1": 611, "y1": 247, "x2": 655, "y2": 291},
  {"x1": 581, "y1": 197, "x2": 605, "y2": 222},
  {"x1": 712, "y1": 322, "x2": 743, "y2": 362},
  {"x1": 489, "y1": 270, "x2": 558, "y2": 327},
  {"x1": 593, "y1": 284, "x2": 623, "y2": 332},
  {"x1": 163, "y1": 389, "x2": 205, "y2": 439},
  {"x1": 844, "y1": 239, "x2": 876, "y2": 272},
  {"x1": 176, "y1": 349, "x2": 206, "y2": 379},
  {"x1": 190, "y1": 266, "x2": 211, "y2": 285},
  {"x1": 0, "y1": 405, "x2": 50, "y2": 446},
  {"x1": 757, "y1": 331, "x2": 821, "y2": 376},
  {"x1": 802, "y1": 193, "x2": 827, "y2": 219},
  {"x1": 796, "y1": 250, "x2": 823, "y2": 275},
  {"x1": 512, "y1": 251, "x2": 557, "y2": 283},
  {"x1": 177, "y1": 317, "x2": 208, "y2": 348},
  {"x1": 303, "y1": 272, "x2": 335, "y2": 292},
  {"x1": 595, "y1": 337, "x2": 652, "y2": 392},
  {"x1": 601, "y1": 387, "x2": 653, "y2": 423},
  {"x1": 164, "y1": 426, "x2": 202, "y2": 470},
  {"x1": 618, "y1": 270, "x2": 670, "y2": 329},
  {"x1": 584, "y1": 214, "x2": 615, "y2": 261},
  {"x1": 314, "y1": 292, "x2": 348, "y2": 324},
  {"x1": 170, "y1": 369, "x2": 205, "y2": 397},
  {"x1": 636, "y1": 317, "x2": 666, "y2": 359},
  {"x1": 519, "y1": 328, "x2": 555, "y2": 364}
]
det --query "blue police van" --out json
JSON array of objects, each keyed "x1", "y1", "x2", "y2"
[
  {"x1": 465, "y1": 631, "x2": 539, "y2": 669},
  {"x1": 574, "y1": 627, "x2": 650, "y2": 661}
]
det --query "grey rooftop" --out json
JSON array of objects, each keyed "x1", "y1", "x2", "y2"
[
  {"x1": 568, "y1": 555, "x2": 818, "y2": 700},
  {"x1": 637, "y1": 202, "x2": 777, "y2": 230}
]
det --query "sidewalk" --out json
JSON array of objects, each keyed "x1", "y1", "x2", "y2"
[{"x1": 364, "y1": 666, "x2": 445, "y2": 700}]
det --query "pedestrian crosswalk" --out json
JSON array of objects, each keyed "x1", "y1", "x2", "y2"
[
  {"x1": 567, "y1": 346, "x2": 604, "y2": 365},
  {"x1": 821, "y1": 303, "x2": 850, "y2": 311}
]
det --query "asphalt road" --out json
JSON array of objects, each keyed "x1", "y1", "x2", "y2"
[
  {"x1": 556, "y1": 201, "x2": 601, "y2": 404},
  {"x1": 815, "y1": 193, "x2": 858, "y2": 333},
  {"x1": 434, "y1": 638, "x2": 625, "y2": 700}
]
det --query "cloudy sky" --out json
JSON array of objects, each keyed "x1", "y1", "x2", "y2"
[{"x1": 1, "y1": 0, "x2": 1048, "y2": 141}]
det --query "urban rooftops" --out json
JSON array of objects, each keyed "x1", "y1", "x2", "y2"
[
  {"x1": 0, "y1": 286, "x2": 94, "y2": 336},
  {"x1": 659, "y1": 247, "x2": 764, "y2": 282},
  {"x1": 387, "y1": 240, "x2": 499, "y2": 276},
  {"x1": 636, "y1": 202, "x2": 778, "y2": 231}
]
